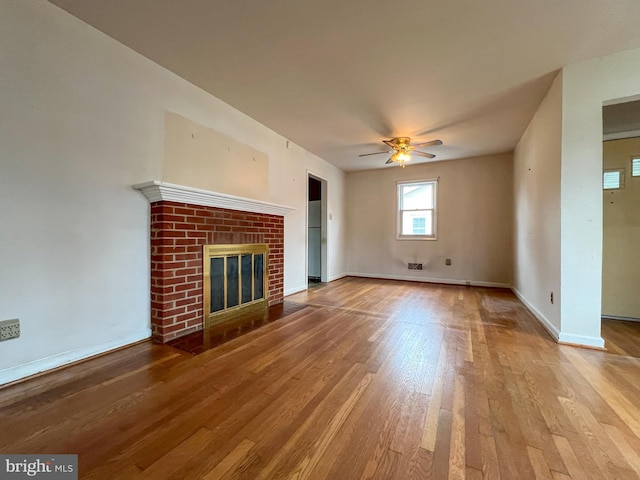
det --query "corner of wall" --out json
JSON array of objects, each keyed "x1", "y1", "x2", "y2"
[
  {"x1": 511, "y1": 287, "x2": 559, "y2": 341},
  {"x1": 512, "y1": 73, "x2": 563, "y2": 335},
  {"x1": 512, "y1": 286, "x2": 605, "y2": 349}
]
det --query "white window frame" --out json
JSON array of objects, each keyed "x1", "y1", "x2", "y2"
[
  {"x1": 397, "y1": 179, "x2": 438, "y2": 240},
  {"x1": 603, "y1": 168, "x2": 624, "y2": 190}
]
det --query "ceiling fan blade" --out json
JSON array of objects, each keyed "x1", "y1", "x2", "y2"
[
  {"x1": 412, "y1": 139, "x2": 443, "y2": 148},
  {"x1": 413, "y1": 151, "x2": 436, "y2": 159},
  {"x1": 383, "y1": 139, "x2": 399, "y2": 149},
  {"x1": 358, "y1": 151, "x2": 391, "y2": 157},
  {"x1": 385, "y1": 157, "x2": 394, "y2": 164}
]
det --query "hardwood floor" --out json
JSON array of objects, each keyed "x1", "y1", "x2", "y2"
[
  {"x1": 602, "y1": 319, "x2": 640, "y2": 358},
  {"x1": 1, "y1": 277, "x2": 639, "y2": 479}
]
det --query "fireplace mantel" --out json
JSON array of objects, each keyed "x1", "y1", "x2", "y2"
[{"x1": 133, "y1": 181, "x2": 295, "y2": 216}]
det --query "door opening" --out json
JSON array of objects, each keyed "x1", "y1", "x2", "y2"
[
  {"x1": 307, "y1": 175, "x2": 327, "y2": 286},
  {"x1": 602, "y1": 99, "x2": 640, "y2": 323},
  {"x1": 308, "y1": 177, "x2": 322, "y2": 284}
]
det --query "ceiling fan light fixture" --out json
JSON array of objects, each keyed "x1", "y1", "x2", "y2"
[
  {"x1": 397, "y1": 151, "x2": 411, "y2": 162},
  {"x1": 390, "y1": 151, "x2": 411, "y2": 165}
]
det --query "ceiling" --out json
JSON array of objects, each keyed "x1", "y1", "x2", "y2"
[{"x1": 48, "y1": 0, "x2": 640, "y2": 172}]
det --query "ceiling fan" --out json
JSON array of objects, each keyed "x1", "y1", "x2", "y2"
[{"x1": 359, "y1": 137, "x2": 443, "y2": 167}]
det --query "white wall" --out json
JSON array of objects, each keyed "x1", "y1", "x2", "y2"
[
  {"x1": 0, "y1": 0, "x2": 346, "y2": 384},
  {"x1": 345, "y1": 154, "x2": 513, "y2": 286},
  {"x1": 513, "y1": 73, "x2": 562, "y2": 335},
  {"x1": 514, "y1": 47, "x2": 640, "y2": 348},
  {"x1": 602, "y1": 137, "x2": 640, "y2": 319},
  {"x1": 559, "y1": 46, "x2": 640, "y2": 347}
]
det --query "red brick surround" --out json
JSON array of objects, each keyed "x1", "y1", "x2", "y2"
[{"x1": 150, "y1": 200, "x2": 284, "y2": 342}]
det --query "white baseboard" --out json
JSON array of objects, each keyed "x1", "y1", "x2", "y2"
[
  {"x1": 557, "y1": 332, "x2": 605, "y2": 349},
  {"x1": 284, "y1": 285, "x2": 307, "y2": 296},
  {"x1": 347, "y1": 272, "x2": 511, "y2": 289},
  {"x1": 511, "y1": 288, "x2": 605, "y2": 349},
  {"x1": 327, "y1": 273, "x2": 348, "y2": 282},
  {"x1": 511, "y1": 287, "x2": 560, "y2": 341},
  {"x1": 602, "y1": 315, "x2": 640, "y2": 323},
  {"x1": 284, "y1": 273, "x2": 348, "y2": 297},
  {"x1": 0, "y1": 328, "x2": 151, "y2": 386}
]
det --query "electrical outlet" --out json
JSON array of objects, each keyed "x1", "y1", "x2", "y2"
[
  {"x1": 0, "y1": 319, "x2": 20, "y2": 341},
  {"x1": 445, "y1": 258, "x2": 452, "y2": 266},
  {"x1": 550, "y1": 292, "x2": 554, "y2": 304}
]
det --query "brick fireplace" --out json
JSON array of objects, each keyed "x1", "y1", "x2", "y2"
[{"x1": 134, "y1": 181, "x2": 294, "y2": 343}]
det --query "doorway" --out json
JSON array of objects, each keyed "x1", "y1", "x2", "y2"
[
  {"x1": 601, "y1": 99, "x2": 640, "y2": 323},
  {"x1": 308, "y1": 174, "x2": 327, "y2": 286}
]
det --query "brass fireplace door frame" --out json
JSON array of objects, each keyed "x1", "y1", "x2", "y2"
[{"x1": 203, "y1": 244, "x2": 269, "y2": 328}]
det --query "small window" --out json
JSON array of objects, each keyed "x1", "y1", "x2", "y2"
[
  {"x1": 632, "y1": 157, "x2": 640, "y2": 177},
  {"x1": 603, "y1": 169, "x2": 624, "y2": 190},
  {"x1": 397, "y1": 180, "x2": 437, "y2": 239},
  {"x1": 412, "y1": 217, "x2": 426, "y2": 234}
]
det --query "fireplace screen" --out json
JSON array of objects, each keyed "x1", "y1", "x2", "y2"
[{"x1": 203, "y1": 244, "x2": 268, "y2": 328}]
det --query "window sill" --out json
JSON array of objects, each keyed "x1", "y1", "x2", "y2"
[{"x1": 396, "y1": 235, "x2": 438, "y2": 241}]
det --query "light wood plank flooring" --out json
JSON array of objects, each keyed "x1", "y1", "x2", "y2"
[{"x1": 1, "y1": 277, "x2": 639, "y2": 479}]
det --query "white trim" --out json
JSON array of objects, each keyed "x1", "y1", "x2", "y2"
[
  {"x1": 0, "y1": 328, "x2": 151, "y2": 386},
  {"x1": 603, "y1": 129, "x2": 640, "y2": 141},
  {"x1": 511, "y1": 287, "x2": 560, "y2": 341},
  {"x1": 328, "y1": 273, "x2": 348, "y2": 282},
  {"x1": 284, "y1": 285, "x2": 308, "y2": 296},
  {"x1": 602, "y1": 314, "x2": 640, "y2": 323},
  {"x1": 348, "y1": 272, "x2": 510, "y2": 288},
  {"x1": 133, "y1": 181, "x2": 295, "y2": 216},
  {"x1": 395, "y1": 177, "x2": 440, "y2": 185},
  {"x1": 557, "y1": 332, "x2": 605, "y2": 349},
  {"x1": 511, "y1": 287, "x2": 605, "y2": 349},
  {"x1": 284, "y1": 274, "x2": 348, "y2": 296}
]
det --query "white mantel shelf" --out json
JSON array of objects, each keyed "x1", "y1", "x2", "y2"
[{"x1": 133, "y1": 181, "x2": 295, "y2": 216}]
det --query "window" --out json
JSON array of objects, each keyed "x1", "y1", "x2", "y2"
[
  {"x1": 632, "y1": 157, "x2": 640, "y2": 177},
  {"x1": 603, "y1": 169, "x2": 624, "y2": 189},
  {"x1": 397, "y1": 180, "x2": 437, "y2": 239},
  {"x1": 412, "y1": 217, "x2": 426, "y2": 234}
]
